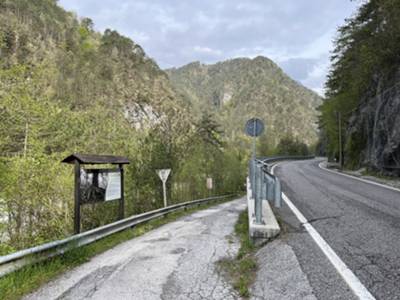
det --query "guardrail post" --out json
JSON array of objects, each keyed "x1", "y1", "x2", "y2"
[
  {"x1": 267, "y1": 176, "x2": 274, "y2": 202},
  {"x1": 274, "y1": 178, "x2": 282, "y2": 207},
  {"x1": 261, "y1": 172, "x2": 267, "y2": 202}
]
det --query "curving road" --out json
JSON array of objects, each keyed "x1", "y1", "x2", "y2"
[{"x1": 274, "y1": 159, "x2": 400, "y2": 300}]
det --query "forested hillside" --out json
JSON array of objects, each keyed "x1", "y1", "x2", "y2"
[
  {"x1": 320, "y1": 0, "x2": 400, "y2": 173},
  {"x1": 167, "y1": 57, "x2": 322, "y2": 152},
  {"x1": 0, "y1": 0, "x2": 245, "y2": 254}
]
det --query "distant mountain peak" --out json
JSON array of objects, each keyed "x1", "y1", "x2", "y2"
[{"x1": 166, "y1": 56, "x2": 322, "y2": 146}]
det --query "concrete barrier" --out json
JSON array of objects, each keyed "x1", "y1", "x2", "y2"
[{"x1": 247, "y1": 177, "x2": 280, "y2": 245}]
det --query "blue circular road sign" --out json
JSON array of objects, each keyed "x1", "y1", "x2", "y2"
[{"x1": 245, "y1": 118, "x2": 264, "y2": 137}]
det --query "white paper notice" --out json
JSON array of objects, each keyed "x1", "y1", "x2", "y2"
[{"x1": 105, "y1": 172, "x2": 121, "y2": 201}]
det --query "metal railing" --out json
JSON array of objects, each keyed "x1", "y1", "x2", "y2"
[
  {"x1": 258, "y1": 155, "x2": 315, "y2": 166},
  {"x1": 248, "y1": 155, "x2": 315, "y2": 224},
  {"x1": 248, "y1": 159, "x2": 282, "y2": 224},
  {"x1": 0, "y1": 194, "x2": 235, "y2": 278}
]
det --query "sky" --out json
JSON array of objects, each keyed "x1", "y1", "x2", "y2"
[{"x1": 58, "y1": 0, "x2": 361, "y2": 96}]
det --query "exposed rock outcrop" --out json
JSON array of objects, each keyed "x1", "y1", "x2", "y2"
[{"x1": 347, "y1": 70, "x2": 400, "y2": 174}]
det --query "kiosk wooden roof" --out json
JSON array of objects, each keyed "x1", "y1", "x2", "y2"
[{"x1": 61, "y1": 153, "x2": 130, "y2": 165}]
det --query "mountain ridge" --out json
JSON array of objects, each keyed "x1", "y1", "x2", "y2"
[{"x1": 166, "y1": 55, "x2": 322, "y2": 147}]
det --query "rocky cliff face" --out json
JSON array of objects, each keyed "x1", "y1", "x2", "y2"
[
  {"x1": 167, "y1": 57, "x2": 322, "y2": 146},
  {"x1": 347, "y1": 70, "x2": 400, "y2": 173}
]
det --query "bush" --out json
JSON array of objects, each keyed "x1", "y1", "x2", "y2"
[{"x1": 275, "y1": 136, "x2": 310, "y2": 156}]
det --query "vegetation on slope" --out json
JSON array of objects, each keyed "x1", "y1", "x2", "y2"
[
  {"x1": 0, "y1": 0, "x2": 246, "y2": 254},
  {"x1": 166, "y1": 57, "x2": 322, "y2": 151},
  {"x1": 320, "y1": 0, "x2": 400, "y2": 170}
]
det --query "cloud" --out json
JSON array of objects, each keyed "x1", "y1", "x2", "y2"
[
  {"x1": 193, "y1": 46, "x2": 222, "y2": 56},
  {"x1": 58, "y1": 0, "x2": 360, "y2": 94},
  {"x1": 302, "y1": 60, "x2": 331, "y2": 96}
]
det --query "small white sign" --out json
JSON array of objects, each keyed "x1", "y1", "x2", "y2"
[
  {"x1": 157, "y1": 169, "x2": 171, "y2": 183},
  {"x1": 206, "y1": 177, "x2": 213, "y2": 190},
  {"x1": 105, "y1": 172, "x2": 121, "y2": 201}
]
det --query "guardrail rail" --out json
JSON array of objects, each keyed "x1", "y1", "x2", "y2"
[
  {"x1": 248, "y1": 155, "x2": 315, "y2": 225},
  {"x1": 0, "y1": 194, "x2": 236, "y2": 278}
]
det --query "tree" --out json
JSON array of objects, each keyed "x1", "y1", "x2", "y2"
[
  {"x1": 320, "y1": 0, "x2": 400, "y2": 166},
  {"x1": 276, "y1": 136, "x2": 310, "y2": 156}
]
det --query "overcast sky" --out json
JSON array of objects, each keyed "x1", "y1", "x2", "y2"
[{"x1": 59, "y1": 0, "x2": 361, "y2": 96}]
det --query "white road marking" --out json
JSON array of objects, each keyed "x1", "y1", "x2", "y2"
[
  {"x1": 318, "y1": 161, "x2": 400, "y2": 194},
  {"x1": 271, "y1": 163, "x2": 376, "y2": 300}
]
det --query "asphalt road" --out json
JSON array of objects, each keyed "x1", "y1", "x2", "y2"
[
  {"x1": 24, "y1": 198, "x2": 247, "y2": 300},
  {"x1": 274, "y1": 159, "x2": 400, "y2": 300}
]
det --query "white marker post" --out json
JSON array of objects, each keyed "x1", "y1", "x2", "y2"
[
  {"x1": 206, "y1": 177, "x2": 213, "y2": 190},
  {"x1": 157, "y1": 169, "x2": 171, "y2": 207},
  {"x1": 206, "y1": 177, "x2": 213, "y2": 197}
]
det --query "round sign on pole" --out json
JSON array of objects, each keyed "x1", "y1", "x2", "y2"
[{"x1": 245, "y1": 118, "x2": 264, "y2": 137}]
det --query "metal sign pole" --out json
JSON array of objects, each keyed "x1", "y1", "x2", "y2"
[
  {"x1": 254, "y1": 121, "x2": 261, "y2": 223},
  {"x1": 253, "y1": 120, "x2": 257, "y2": 160},
  {"x1": 162, "y1": 180, "x2": 167, "y2": 207},
  {"x1": 253, "y1": 123, "x2": 257, "y2": 208},
  {"x1": 255, "y1": 163, "x2": 262, "y2": 224}
]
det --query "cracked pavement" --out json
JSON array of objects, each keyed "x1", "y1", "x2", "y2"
[
  {"x1": 250, "y1": 239, "x2": 316, "y2": 300},
  {"x1": 274, "y1": 159, "x2": 400, "y2": 300},
  {"x1": 24, "y1": 198, "x2": 246, "y2": 300}
]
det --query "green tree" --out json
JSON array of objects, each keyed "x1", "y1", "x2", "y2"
[
  {"x1": 276, "y1": 136, "x2": 310, "y2": 156},
  {"x1": 320, "y1": 0, "x2": 400, "y2": 166}
]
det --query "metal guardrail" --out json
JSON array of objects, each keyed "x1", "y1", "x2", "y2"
[
  {"x1": 0, "y1": 194, "x2": 235, "y2": 278},
  {"x1": 248, "y1": 155, "x2": 315, "y2": 224},
  {"x1": 249, "y1": 159, "x2": 282, "y2": 224},
  {"x1": 259, "y1": 155, "x2": 315, "y2": 167}
]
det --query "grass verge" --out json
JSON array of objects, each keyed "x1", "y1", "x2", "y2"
[
  {"x1": 0, "y1": 196, "x2": 237, "y2": 300},
  {"x1": 218, "y1": 209, "x2": 259, "y2": 298}
]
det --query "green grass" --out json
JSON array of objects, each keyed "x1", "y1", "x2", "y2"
[
  {"x1": 0, "y1": 197, "x2": 236, "y2": 300},
  {"x1": 218, "y1": 210, "x2": 258, "y2": 298}
]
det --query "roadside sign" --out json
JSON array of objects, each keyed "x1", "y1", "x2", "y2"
[
  {"x1": 245, "y1": 118, "x2": 264, "y2": 137},
  {"x1": 157, "y1": 169, "x2": 171, "y2": 183},
  {"x1": 157, "y1": 169, "x2": 171, "y2": 207},
  {"x1": 206, "y1": 177, "x2": 213, "y2": 190},
  {"x1": 61, "y1": 153, "x2": 129, "y2": 234}
]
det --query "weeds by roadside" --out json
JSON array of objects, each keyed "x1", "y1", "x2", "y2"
[{"x1": 218, "y1": 210, "x2": 258, "y2": 298}]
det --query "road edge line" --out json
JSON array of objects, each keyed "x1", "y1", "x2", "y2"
[
  {"x1": 318, "y1": 161, "x2": 400, "y2": 194},
  {"x1": 271, "y1": 163, "x2": 376, "y2": 300}
]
